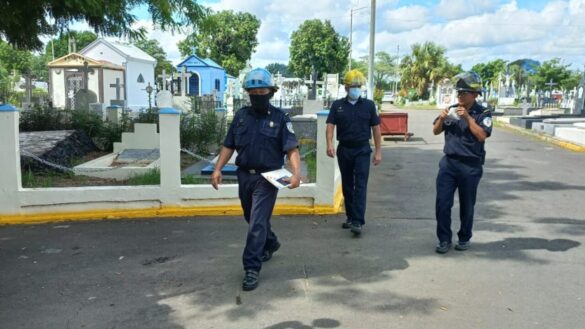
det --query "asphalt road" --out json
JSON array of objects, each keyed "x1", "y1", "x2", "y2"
[{"x1": 1, "y1": 108, "x2": 584, "y2": 329}]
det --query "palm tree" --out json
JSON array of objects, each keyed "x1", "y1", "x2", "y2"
[{"x1": 400, "y1": 42, "x2": 460, "y2": 98}]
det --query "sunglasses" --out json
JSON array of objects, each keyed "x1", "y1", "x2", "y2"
[{"x1": 457, "y1": 90, "x2": 474, "y2": 96}]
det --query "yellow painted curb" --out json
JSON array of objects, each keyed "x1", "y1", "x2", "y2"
[
  {"x1": 0, "y1": 185, "x2": 345, "y2": 225},
  {"x1": 494, "y1": 119, "x2": 585, "y2": 152}
]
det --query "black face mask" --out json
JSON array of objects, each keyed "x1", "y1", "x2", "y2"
[{"x1": 249, "y1": 94, "x2": 271, "y2": 114}]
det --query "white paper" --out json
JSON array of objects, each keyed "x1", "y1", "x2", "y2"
[
  {"x1": 447, "y1": 106, "x2": 460, "y2": 120},
  {"x1": 261, "y1": 168, "x2": 294, "y2": 189}
]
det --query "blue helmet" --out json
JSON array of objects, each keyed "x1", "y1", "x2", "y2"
[{"x1": 243, "y1": 68, "x2": 278, "y2": 91}]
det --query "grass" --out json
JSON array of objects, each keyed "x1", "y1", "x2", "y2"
[
  {"x1": 304, "y1": 151, "x2": 317, "y2": 183},
  {"x1": 127, "y1": 168, "x2": 161, "y2": 185}
]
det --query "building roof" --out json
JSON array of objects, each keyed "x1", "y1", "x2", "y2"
[
  {"x1": 80, "y1": 38, "x2": 156, "y2": 64},
  {"x1": 48, "y1": 53, "x2": 124, "y2": 70},
  {"x1": 177, "y1": 54, "x2": 225, "y2": 71}
]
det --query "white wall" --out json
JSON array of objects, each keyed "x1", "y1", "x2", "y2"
[
  {"x1": 0, "y1": 109, "x2": 341, "y2": 222},
  {"x1": 126, "y1": 61, "x2": 155, "y2": 110},
  {"x1": 50, "y1": 69, "x2": 66, "y2": 108},
  {"x1": 82, "y1": 44, "x2": 126, "y2": 67},
  {"x1": 102, "y1": 69, "x2": 125, "y2": 105}
]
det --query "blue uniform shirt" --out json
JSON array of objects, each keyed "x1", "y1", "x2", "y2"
[
  {"x1": 326, "y1": 97, "x2": 380, "y2": 142},
  {"x1": 434, "y1": 102, "x2": 492, "y2": 162},
  {"x1": 224, "y1": 106, "x2": 298, "y2": 171}
]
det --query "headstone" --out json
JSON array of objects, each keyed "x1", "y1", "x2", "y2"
[
  {"x1": 90, "y1": 103, "x2": 105, "y2": 120},
  {"x1": 74, "y1": 89, "x2": 98, "y2": 111},
  {"x1": 156, "y1": 90, "x2": 173, "y2": 108},
  {"x1": 110, "y1": 99, "x2": 127, "y2": 108},
  {"x1": 107, "y1": 105, "x2": 122, "y2": 124},
  {"x1": 521, "y1": 100, "x2": 531, "y2": 116},
  {"x1": 573, "y1": 72, "x2": 585, "y2": 115},
  {"x1": 109, "y1": 77, "x2": 125, "y2": 104}
]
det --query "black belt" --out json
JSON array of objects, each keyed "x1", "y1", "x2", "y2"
[
  {"x1": 339, "y1": 140, "x2": 369, "y2": 148},
  {"x1": 446, "y1": 154, "x2": 482, "y2": 165},
  {"x1": 238, "y1": 168, "x2": 278, "y2": 174}
]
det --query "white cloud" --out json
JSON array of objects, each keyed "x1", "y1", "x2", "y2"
[
  {"x1": 436, "y1": 0, "x2": 498, "y2": 20},
  {"x1": 381, "y1": 5, "x2": 430, "y2": 32},
  {"x1": 44, "y1": 1, "x2": 585, "y2": 72}
]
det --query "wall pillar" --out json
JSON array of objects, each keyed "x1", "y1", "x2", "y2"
[
  {"x1": 0, "y1": 104, "x2": 22, "y2": 214},
  {"x1": 159, "y1": 108, "x2": 182, "y2": 205},
  {"x1": 314, "y1": 110, "x2": 339, "y2": 206}
]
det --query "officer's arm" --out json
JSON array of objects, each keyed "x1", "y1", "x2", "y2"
[
  {"x1": 286, "y1": 147, "x2": 301, "y2": 189},
  {"x1": 210, "y1": 146, "x2": 235, "y2": 190},
  {"x1": 433, "y1": 109, "x2": 449, "y2": 135},
  {"x1": 372, "y1": 125, "x2": 382, "y2": 165},
  {"x1": 465, "y1": 117, "x2": 487, "y2": 142}
]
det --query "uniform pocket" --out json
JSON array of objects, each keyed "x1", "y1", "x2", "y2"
[
  {"x1": 234, "y1": 126, "x2": 249, "y2": 147},
  {"x1": 260, "y1": 123, "x2": 280, "y2": 138}
]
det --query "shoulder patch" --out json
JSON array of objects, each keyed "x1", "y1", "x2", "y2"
[
  {"x1": 482, "y1": 117, "x2": 493, "y2": 128},
  {"x1": 286, "y1": 122, "x2": 295, "y2": 134}
]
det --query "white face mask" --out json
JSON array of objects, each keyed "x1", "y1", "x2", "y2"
[{"x1": 348, "y1": 87, "x2": 362, "y2": 100}]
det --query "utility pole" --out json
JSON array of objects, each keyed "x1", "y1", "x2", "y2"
[
  {"x1": 367, "y1": 0, "x2": 376, "y2": 100},
  {"x1": 394, "y1": 44, "x2": 399, "y2": 94},
  {"x1": 348, "y1": 5, "x2": 368, "y2": 71}
]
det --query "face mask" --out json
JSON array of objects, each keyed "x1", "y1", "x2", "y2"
[
  {"x1": 348, "y1": 87, "x2": 361, "y2": 100},
  {"x1": 249, "y1": 94, "x2": 271, "y2": 113}
]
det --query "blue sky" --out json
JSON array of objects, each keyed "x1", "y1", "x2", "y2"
[{"x1": 106, "y1": 1, "x2": 585, "y2": 71}]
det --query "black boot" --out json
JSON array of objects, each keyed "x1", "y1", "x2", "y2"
[{"x1": 242, "y1": 270, "x2": 259, "y2": 291}]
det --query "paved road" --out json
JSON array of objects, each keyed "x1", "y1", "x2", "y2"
[{"x1": 1, "y1": 109, "x2": 584, "y2": 329}]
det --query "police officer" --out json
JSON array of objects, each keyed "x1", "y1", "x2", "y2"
[
  {"x1": 211, "y1": 68, "x2": 301, "y2": 291},
  {"x1": 432, "y1": 71, "x2": 492, "y2": 253},
  {"x1": 326, "y1": 69, "x2": 382, "y2": 236}
]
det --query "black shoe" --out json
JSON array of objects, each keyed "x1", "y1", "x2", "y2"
[
  {"x1": 350, "y1": 223, "x2": 362, "y2": 235},
  {"x1": 455, "y1": 241, "x2": 470, "y2": 251},
  {"x1": 435, "y1": 241, "x2": 452, "y2": 254},
  {"x1": 342, "y1": 219, "x2": 352, "y2": 229},
  {"x1": 242, "y1": 270, "x2": 259, "y2": 291},
  {"x1": 261, "y1": 241, "x2": 281, "y2": 262}
]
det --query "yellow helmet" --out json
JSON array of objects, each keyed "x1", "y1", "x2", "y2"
[{"x1": 344, "y1": 69, "x2": 366, "y2": 86}]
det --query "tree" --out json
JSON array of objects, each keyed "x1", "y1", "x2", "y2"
[
  {"x1": 289, "y1": 19, "x2": 349, "y2": 79},
  {"x1": 265, "y1": 63, "x2": 291, "y2": 78},
  {"x1": 134, "y1": 39, "x2": 175, "y2": 77},
  {"x1": 532, "y1": 58, "x2": 580, "y2": 91},
  {"x1": 0, "y1": 41, "x2": 32, "y2": 73},
  {"x1": 350, "y1": 52, "x2": 398, "y2": 90},
  {"x1": 0, "y1": 0, "x2": 207, "y2": 50},
  {"x1": 44, "y1": 31, "x2": 98, "y2": 60},
  {"x1": 177, "y1": 10, "x2": 260, "y2": 76},
  {"x1": 471, "y1": 59, "x2": 507, "y2": 90},
  {"x1": 399, "y1": 42, "x2": 460, "y2": 98}
]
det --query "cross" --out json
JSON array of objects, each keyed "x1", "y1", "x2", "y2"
[
  {"x1": 191, "y1": 46, "x2": 196, "y2": 55},
  {"x1": 143, "y1": 82, "x2": 154, "y2": 110},
  {"x1": 545, "y1": 78, "x2": 557, "y2": 91},
  {"x1": 79, "y1": 61, "x2": 94, "y2": 91},
  {"x1": 158, "y1": 69, "x2": 167, "y2": 90},
  {"x1": 180, "y1": 66, "x2": 192, "y2": 97},
  {"x1": 109, "y1": 78, "x2": 125, "y2": 100}
]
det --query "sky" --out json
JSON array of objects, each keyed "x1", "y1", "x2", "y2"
[{"x1": 72, "y1": 0, "x2": 585, "y2": 71}]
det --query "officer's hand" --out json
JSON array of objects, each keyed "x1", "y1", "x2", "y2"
[
  {"x1": 372, "y1": 150, "x2": 382, "y2": 166},
  {"x1": 284, "y1": 174, "x2": 301, "y2": 189},
  {"x1": 210, "y1": 170, "x2": 222, "y2": 190},
  {"x1": 439, "y1": 108, "x2": 449, "y2": 119},
  {"x1": 457, "y1": 107, "x2": 470, "y2": 120},
  {"x1": 327, "y1": 145, "x2": 335, "y2": 158}
]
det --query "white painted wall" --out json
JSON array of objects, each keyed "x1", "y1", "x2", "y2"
[
  {"x1": 126, "y1": 60, "x2": 155, "y2": 110},
  {"x1": 82, "y1": 44, "x2": 126, "y2": 67},
  {"x1": 102, "y1": 69, "x2": 125, "y2": 105},
  {"x1": 50, "y1": 69, "x2": 66, "y2": 108},
  {"x1": 0, "y1": 109, "x2": 341, "y2": 221}
]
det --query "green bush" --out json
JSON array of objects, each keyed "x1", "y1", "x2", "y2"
[{"x1": 180, "y1": 109, "x2": 226, "y2": 155}]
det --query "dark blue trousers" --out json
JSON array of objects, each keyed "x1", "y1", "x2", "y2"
[
  {"x1": 337, "y1": 145, "x2": 372, "y2": 225},
  {"x1": 435, "y1": 156, "x2": 483, "y2": 243},
  {"x1": 237, "y1": 170, "x2": 279, "y2": 272}
]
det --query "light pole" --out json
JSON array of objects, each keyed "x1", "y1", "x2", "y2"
[
  {"x1": 366, "y1": 0, "x2": 376, "y2": 100},
  {"x1": 348, "y1": 5, "x2": 368, "y2": 71}
]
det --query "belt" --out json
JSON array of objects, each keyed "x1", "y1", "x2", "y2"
[
  {"x1": 339, "y1": 140, "x2": 369, "y2": 148},
  {"x1": 446, "y1": 154, "x2": 482, "y2": 165},
  {"x1": 239, "y1": 168, "x2": 278, "y2": 174}
]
